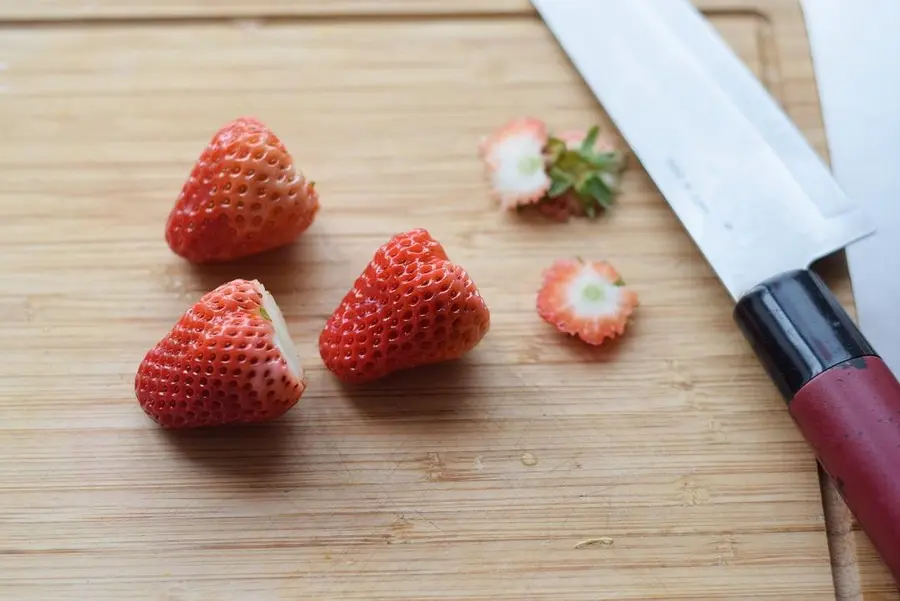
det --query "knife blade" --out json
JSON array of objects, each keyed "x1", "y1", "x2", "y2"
[
  {"x1": 536, "y1": 0, "x2": 871, "y2": 299},
  {"x1": 802, "y1": 0, "x2": 900, "y2": 373},
  {"x1": 533, "y1": 0, "x2": 900, "y2": 584},
  {"x1": 641, "y1": 0, "x2": 873, "y2": 250}
]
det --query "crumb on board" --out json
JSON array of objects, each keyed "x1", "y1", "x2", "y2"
[{"x1": 574, "y1": 537, "x2": 614, "y2": 549}]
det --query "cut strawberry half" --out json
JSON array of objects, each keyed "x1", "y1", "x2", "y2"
[
  {"x1": 479, "y1": 117, "x2": 551, "y2": 210},
  {"x1": 536, "y1": 258, "x2": 638, "y2": 346}
]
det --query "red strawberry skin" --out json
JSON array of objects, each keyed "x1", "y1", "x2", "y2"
[
  {"x1": 318, "y1": 229, "x2": 490, "y2": 384},
  {"x1": 165, "y1": 117, "x2": 320, "y2": 263},
  {"x1": 135, "y1": 279, "x2": 306, "y2": 429}
]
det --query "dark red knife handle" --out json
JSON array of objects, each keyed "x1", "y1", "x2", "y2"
[{"x1": 734, "y1": 268, "x2": 900, "y2": 584}]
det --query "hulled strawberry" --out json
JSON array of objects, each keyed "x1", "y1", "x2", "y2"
[
  {"x1": 478, "y1": 117, "x2": 551, "y2": 210},
  {"x1": 536, "y1": 258, "x2": 638, "y2": 346},
  {"x1": 165, "y1": 117, "x2": 320, "y2": 263},
  {"x1": 319, "y1": 228, "x2": 490, "y2": 383},
  {"x1": 135, "y1": 279, "x2": 306, "y2": 428}
]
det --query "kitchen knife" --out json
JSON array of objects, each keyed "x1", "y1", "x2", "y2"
[
  {"x1": 532, "y1": 0, "x2": 900, "y2": 584},
  {"x1": 802, "y1": 0, "x2": 900, "y2": 374}
]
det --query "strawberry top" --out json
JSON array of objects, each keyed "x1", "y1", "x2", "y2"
[
  {"x1": 536, "y1": 259, "x2": 638, "y2": 346},
  {"x1": 165, "y1": 117, "x2": 320, "y2": 263},
  {"x1": 319, "y1": 229, "x2": 491, "y2": 383}
]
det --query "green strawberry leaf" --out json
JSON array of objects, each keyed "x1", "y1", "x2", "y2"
[
  {"x1": 544, "y1": 137, "x2": 568, "y2": 163},
  {"x1": 548, "y1": 178, "x2": 572, "y2": 199},
  {"x1": 542, "y1": 124, "x2": 629, "y2": 220},
  {"x1": 548, "y1": 165, "x2": 575, "y2": 199},
  {"x1": 580, "y1": 125, "x2": 600, "y2": 154},
  {"x1": 548, "y1": 165, "x2": 571, "y2": 181},
  {"x1": 585, "y1": 175, "x2": 613, "y2": 207},
  {"x1": 583, "y1": 151, "x2": 623, "y2": 170}
]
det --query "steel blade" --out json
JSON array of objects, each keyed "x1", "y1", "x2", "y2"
[
  {"x1": 643, "y1": 0, "x2": 868, "y2": 225},
  {"x1": 532, "y1": 0, "x2": 873, "y2": 299},
  {"x1": 803, "y1": 0, "x2": 900, "y2": 373}
]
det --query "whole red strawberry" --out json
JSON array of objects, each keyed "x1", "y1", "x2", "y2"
[
  {"x1": 319, "y1": 229, "x2": 490, "y2": 383},
  {"x1": 135, "y1": 279, "x2": 306, "y2": 428},
  {"x1": 165, "y1": 117, "x2": 320, "y2": 263}
]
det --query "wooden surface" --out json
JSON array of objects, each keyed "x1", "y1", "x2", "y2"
[
  {"x1": 0, "y1": 1, "x2": 896, "y2": 599},
  {"x1": 0, "y1": 0, "x2": 819, "y2": 20},
  {"x1": 1, "y1": 0, "x2": 527, "y2": 19}
]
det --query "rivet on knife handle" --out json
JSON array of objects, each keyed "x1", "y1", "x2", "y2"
[{"x1": 734, "y1": 268, "x2": 900, "y2": 581}]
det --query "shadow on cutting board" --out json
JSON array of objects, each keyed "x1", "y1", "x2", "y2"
[
  {"x1": 342, "y1": 359, "x2": 482, "y2": 421},
  {"x1": 155, "y1": 420, "x2": 304, "y2": 485},
  {"x1": 557, "y1": 327, "x2": 632, "y2": 363},
  {"x1": 184, "y1": 243, "x2": 309, "y2": 300}
]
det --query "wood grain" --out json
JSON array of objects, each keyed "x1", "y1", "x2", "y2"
[
  {"x1": 3, "y1": 0, "x2": 530, "y2": 20},
  {"x1": 0, "y1": 2, "x2": 894, "y2": 600},
  {"x1": 0, "y1": 0, "x2": 847, "y2": 20}
]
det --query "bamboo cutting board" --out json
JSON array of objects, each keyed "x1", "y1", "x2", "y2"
[{"x1": 0, "y1": 1, "x2": 896, "y2": 599}]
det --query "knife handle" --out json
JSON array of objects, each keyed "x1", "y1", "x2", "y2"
[{"x1": 733, "y1": 268, "x2": 900, "y2": 584}]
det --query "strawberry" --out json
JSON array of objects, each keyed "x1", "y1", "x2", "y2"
[
  {"x1": 478, "y1": 117, "x2": 551, "y2": 210},
  {"x1": 536, "y1": 258, "x2": 638, "y2": 346},
  {"x1": 319, "y1": 228, "x2": 490, "y2": 383},
  {"x1": 134, "y1": 279, "x2": 306, "y2": 428},
  {"x1": 165, "y1": 117, "x2": 320, "y2": 263}
]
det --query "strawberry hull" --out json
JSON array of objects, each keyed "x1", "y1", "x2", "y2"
[{"x1": 536, "y1": 258, "x2": 638, "y2": 346}]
